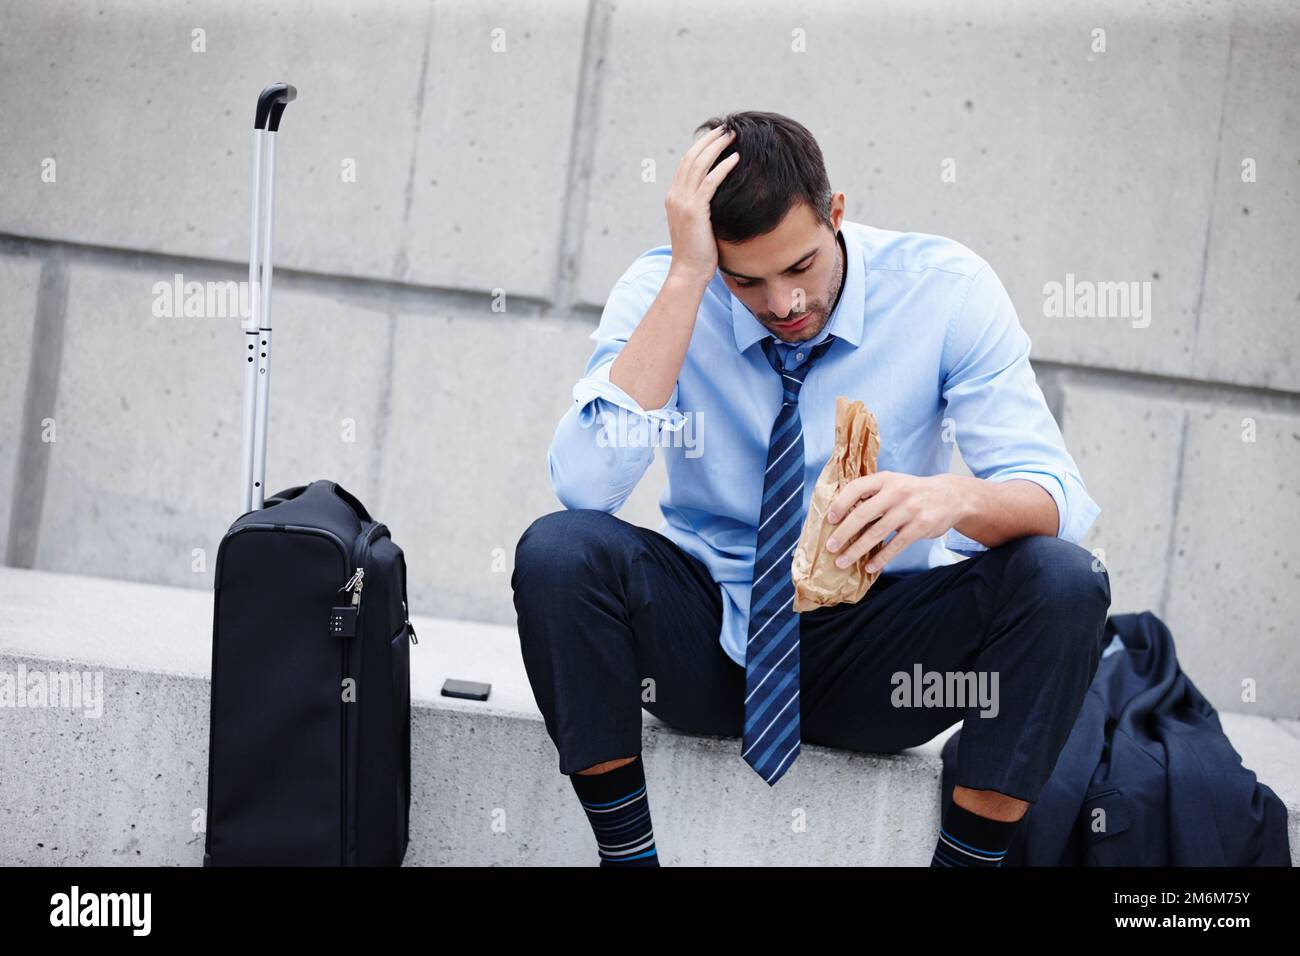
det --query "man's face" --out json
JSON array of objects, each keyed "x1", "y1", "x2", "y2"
[{"x1": 716, "y1": 195, "x2": 846, "y2": 344}]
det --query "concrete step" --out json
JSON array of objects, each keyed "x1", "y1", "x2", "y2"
[{"x1": 0, "y1": 567, "x2": 1294, "y2": 865}]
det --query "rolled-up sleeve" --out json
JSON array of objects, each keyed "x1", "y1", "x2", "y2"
[
  {"x1": 548, "y1": 264, "x2": 689, "y2": 513},
  {"x1": 939, "y1": 261, "x2": 1100, "y2": 555}
]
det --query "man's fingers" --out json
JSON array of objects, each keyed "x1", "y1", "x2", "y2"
[
  {"x1": 836, "y1": 510, "x2": 908, "y2": 568},
  {"x1": 678, "y1": 124, "x2": 723, "y2": 169},
  {"x1": 827, "y1": 473, "x2": 887, "y2": 526},
  {"x1": 686, "y1": 127, "x2": 736, "y2": 189},
  {"x1": 826, "y1": 485, "x2": 895, "y2": 554},
  {"x1": 677, "y1": 124, "x2": 730, "y2": 182},
  {"x1": 699, "y1": 151, "x2": 740, "y2": 198},
  {"x1": 824, "y1": 477, "x2": 875, "y2": 551},
  {"x1": 860, "y1": 526, "x2": 913, "y2": 573}
]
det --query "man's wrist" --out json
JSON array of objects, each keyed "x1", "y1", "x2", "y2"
[
  {"x1": 666, "y1": 264, "x2": 715, "y2": 295},
  {"x1": 944, "y1": 473, "x2": 981, "y2": 529}
]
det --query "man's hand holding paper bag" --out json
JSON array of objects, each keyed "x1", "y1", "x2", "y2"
[
  {"x1": 791, "y1": 396, "x2": 885, "y2": 612},
  {"x1": 791, "y1": 396, "x2": 987, "y2": 612}
]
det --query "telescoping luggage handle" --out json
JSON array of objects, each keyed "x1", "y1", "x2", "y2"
[{"x1": 240, "y1": 82, "x2": 298, "y2": 514}]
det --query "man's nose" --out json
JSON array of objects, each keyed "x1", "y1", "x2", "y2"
[{"x1": 766, "y1": 284, "x2": 799, "y2": 320}]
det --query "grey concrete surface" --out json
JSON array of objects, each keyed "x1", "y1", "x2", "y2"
[
  {"x1": 31, "y1": 260, "x2": 390, "y2": 587},
  {"x1": 1062, "y1": 382, "x2": 1184, "y2": 615},
  {"x1": 0, "y1": 0, "x2": 593, "y2": 302},
  {"x1": 1196, "y1": 0, "x2": 1300, "y2": 392},
  {"x1": 377, "y1": 306, "x2": 601, "y2": 623},
  {"x1": 0, "y1": 254, "x2": 42, "y2": 562},
  {"x1": 2, "y1": 567, "x2": 1293, "y2": 866},
  {"x1": 1165, "y1": 405, "x2": 1300, "y2": 716},
  {"x1": 0, "y1": 1, "x2": 425, "y2": 284},
  {"x1": 400, "y1": 0, "x2": 591, "y2": 297}
]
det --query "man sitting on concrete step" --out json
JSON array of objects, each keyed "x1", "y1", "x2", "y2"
[{"x1": 511, "y1": 111, "x2": 1110, "y2": 867}]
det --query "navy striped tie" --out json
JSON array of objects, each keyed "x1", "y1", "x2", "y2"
[{"x1": 743, "y1": 334, "x2": 836, "y2": 786}]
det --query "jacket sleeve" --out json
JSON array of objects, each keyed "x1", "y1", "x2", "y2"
[
  {"x1": 939, "y1": 261, "x2": 1100, "y2": 555},
  {"x1": 547, "y1": 265, "x2": 689, "y2": 513}
]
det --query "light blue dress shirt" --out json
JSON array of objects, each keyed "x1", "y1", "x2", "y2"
[{"x1": 548, "y1": 219, "x2": 1100, "y2": 668}]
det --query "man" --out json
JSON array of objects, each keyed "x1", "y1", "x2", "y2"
[{"x1": 512, "y1": 111, "x2": 1110, "y2": 867}]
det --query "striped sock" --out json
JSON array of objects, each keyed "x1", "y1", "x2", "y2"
[
  {"x1": 931, "y1": 799, "x2": 1019, "y2": 867},
  {"x1": 569, "y1": 754, "x2": 660, "y2": 867}
]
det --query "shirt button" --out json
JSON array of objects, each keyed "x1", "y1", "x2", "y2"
[{"x1": 795, "y1": 352, "x2": 805, "y2": 361}]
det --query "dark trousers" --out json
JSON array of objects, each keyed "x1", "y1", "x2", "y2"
[{"x1": 511, "y1": 508, "x2": 1111, "y2": 804}]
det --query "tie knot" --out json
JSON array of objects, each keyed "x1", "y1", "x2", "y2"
[{"x1": 762, "y1": 335, "x2": 835, "y2": 403}]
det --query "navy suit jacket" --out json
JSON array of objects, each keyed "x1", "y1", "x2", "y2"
[{"x1": 940, "y1": 611, "x2": 1292, "y2": 866}]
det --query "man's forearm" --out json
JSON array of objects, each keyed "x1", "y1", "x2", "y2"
[
  {"x1": 946, "y1": 475, "x2": 1059, "y2": 549},
  {"x1": 608, "y1": 269, "x2": 709, "y2": 410}
]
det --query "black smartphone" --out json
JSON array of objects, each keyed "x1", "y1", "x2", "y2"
[{"x1": 441, "y1": 678, "x2": 491, "y2": 701}]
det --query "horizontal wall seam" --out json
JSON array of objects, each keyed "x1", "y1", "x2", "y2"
[{"x1": 3, "y1": 233, "x2": 1298, "y2": 410}]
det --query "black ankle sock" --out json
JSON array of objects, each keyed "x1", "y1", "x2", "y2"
[
  {"x1": 569, "y1": 755, "x2": 660, "y2": 867},
  {"x1": 931, "y1": 799, "x2": 1020, "y2": 867}
]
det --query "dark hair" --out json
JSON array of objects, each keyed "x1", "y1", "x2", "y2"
[{"x1": 694, "y1": 111, "x2": 833, "y2": 243}]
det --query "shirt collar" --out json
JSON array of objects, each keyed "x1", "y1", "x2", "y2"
[{"x1": 729, "y1": 223, "x2": 865, "y2": 354}]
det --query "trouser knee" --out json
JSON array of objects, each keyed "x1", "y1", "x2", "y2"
[{"x1": 997, "y1": 534, "x2": 1110, "y2": 673}]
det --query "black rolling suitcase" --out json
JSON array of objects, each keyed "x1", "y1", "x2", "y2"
[{"x1": 203, "y1": 84, "x2": 414, "y2": 866}]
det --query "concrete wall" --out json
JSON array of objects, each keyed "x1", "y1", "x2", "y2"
[{"x1": 0, "y1": 0, "x2": 1296, "y2": 718}]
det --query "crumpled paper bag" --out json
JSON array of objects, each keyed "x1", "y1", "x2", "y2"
[{"x1": 791, "y1": 396, "x2": 884, "y2": 612}]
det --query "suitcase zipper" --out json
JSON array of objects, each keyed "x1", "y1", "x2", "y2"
[
  {"x1": 339, "y1": 567, "x2": 365, "y2": 605},
  {"x1": 340, "y1": 623, "x2": 350, "y2": 865},
  {"x1": 338, "y1": 522, "x2": 388, "y2": 607},
  {"x1": 402, "y1": 599, "x2": 418, "y2": 644},
  {"x1": 336, "y1": 520, "x2": 390, "y2": 866}
]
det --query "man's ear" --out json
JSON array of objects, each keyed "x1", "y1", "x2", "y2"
[{"x1": 829, "y1": 192, "x2": 846, "y2": 229}]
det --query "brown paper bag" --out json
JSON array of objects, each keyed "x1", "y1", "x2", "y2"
[{"x1": 791, "y1": 396, "x2": 884, "y2": 612}]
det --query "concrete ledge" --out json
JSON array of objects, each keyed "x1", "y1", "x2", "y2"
[{"x1": 0, "y1": 567, "x2": 1294, "y2": 865}]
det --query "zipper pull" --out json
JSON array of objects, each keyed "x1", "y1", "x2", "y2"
[
  {"x1": 407, "y1": 620, "x2": 418, "y2": 645},
  {"x1": 339, "y1": 567, "x2": 366, "y2": 606}
]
